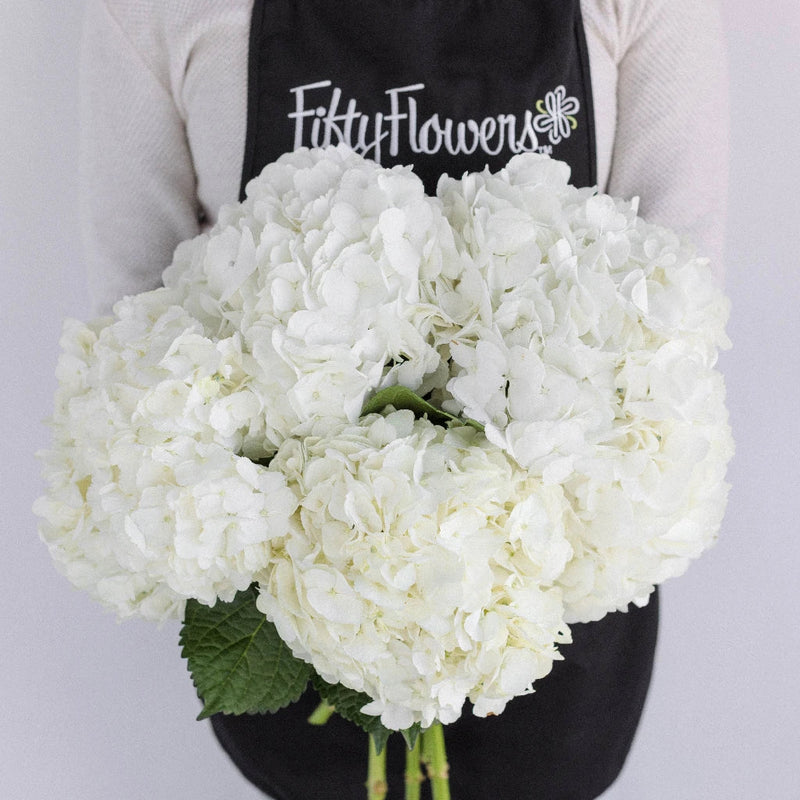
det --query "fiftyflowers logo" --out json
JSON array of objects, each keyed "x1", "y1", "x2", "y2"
[{"x1": 288, "y1": 81, "x2": 581, "y2": 162}]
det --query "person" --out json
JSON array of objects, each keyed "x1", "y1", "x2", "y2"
[{"x1": 79, "y1": 1, "x2": 729, "y2": 797}]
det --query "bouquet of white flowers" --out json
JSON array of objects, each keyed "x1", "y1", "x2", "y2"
[{"x1": 36, "y1": 146, "x2": 732, "y2": 799}]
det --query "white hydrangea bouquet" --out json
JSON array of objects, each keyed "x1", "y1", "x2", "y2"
[{"x1": 35, "y1": 146, "x2": 733, "y2": 799}]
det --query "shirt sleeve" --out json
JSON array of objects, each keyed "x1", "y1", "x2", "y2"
[
  {"x1": 606, "y1": 0, "x2": 729, "y2": 280},
  {"x1": 80, "y1": 0, "x2": 201, "y2": 316}
]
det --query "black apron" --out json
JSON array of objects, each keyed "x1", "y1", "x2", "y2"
[{"x1": 214, "y1": 2, "x2": 658, "y2": 798}]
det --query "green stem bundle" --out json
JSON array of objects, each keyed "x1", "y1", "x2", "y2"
[{"x1": 361, "y1": 719, "x2": 451, "y2": 800}]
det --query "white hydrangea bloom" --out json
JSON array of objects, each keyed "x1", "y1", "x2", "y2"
[
  {"x1": 163, "y1": 145, "x2": 460, "y2": 453},
  {"x1": 35, "y1": 292, "x2": 297, "y2": 620},
  {"x1": 436, "y1": 153, "x2": 733, "y2": 621},
  {"x1": 256, "y1": 410, "x2": 571, "y2": 730}
]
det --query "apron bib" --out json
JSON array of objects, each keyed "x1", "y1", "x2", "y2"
[
  {"x1": 214, "y1": 3, "x2": 658, "y2": 798},
  {"x1": 240, "y1": 0, "x2": 597, "y2": 197}
]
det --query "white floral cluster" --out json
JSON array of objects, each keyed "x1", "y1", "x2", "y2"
[
  {"x1": 35, "y1": 294, "x2": 298, "y2": 620},
  {"x1": 163, "y1": 146, "x2": 461, "y2": 444},
  {"x1": 435, "y1": 157, "x2": 733, "y2": 621},
  {"x1": 36, "y1": 146, "x2": 732, "y2": 727},
  {"x1": 258, "y1": 410, "x2": 571, "y2": 729}
]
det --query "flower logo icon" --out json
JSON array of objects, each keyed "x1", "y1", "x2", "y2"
[{"x1": 533, "y1": 85, "x2": 580, "y2": 145}]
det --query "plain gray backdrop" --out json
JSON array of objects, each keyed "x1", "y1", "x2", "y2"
[{"x1": 2, "y1": 1, "x2": 798, "y2": 797}]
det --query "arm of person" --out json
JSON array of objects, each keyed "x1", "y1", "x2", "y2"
[
  {"x1": 80, "y1": 0, "x2": 200, "y2": 316},
  {"x1": 605, "y1": 0, "x2": 729, "y2": 280}
]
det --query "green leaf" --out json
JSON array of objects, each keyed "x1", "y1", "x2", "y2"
[
  {"x1": 311, "y1": 674, "x2": 394, "y2": 753},
  {"x1": 180, "y1": 586, "x2": 311, "y2": 720},
  {"x1": 362, "y1": 386, "x2": 484, "y2": 432},
  {"x1": 401, "y1": 724, "x2": 422, "y2": 750}
]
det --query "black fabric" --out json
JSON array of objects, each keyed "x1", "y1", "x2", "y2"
[
  {"x1": 217, "y1": 2, "x2": 657, "y2": 798},
  {"x1": 212, "y1": 592, "x2": 658, "y2": 800},
  {"x1": 240, "y1": 0, "x2": 596, "y2": 199}
]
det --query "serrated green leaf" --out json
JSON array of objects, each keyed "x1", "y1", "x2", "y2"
[
  {"x1": 362, "y1": 386, "x2": 484, "y2": 431},
  {"x1": 180, "y1": 586, "x2": 311, "y2": 720}
]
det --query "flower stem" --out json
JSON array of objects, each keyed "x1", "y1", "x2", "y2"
[
  {"x1": 366, "y1": 735, "x2": 388, "y2": 800},
  {"x1": 404, "y1": 736, "x2": 424, "y2": 800},
  {"x1": 421, "y1": 723, "x2": 450, "y2": 800},
  {"x1": 307, "y1": 700, "x2": 336, "y2": 726}
]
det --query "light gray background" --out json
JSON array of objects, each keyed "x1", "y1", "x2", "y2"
[{"x1": 2, "y1": 1, "x2": 797, "y2": 797}]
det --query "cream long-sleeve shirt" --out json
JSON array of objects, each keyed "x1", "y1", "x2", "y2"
[{"x1": 80, "y1": 0, "x2": 729, "y2": 315}]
